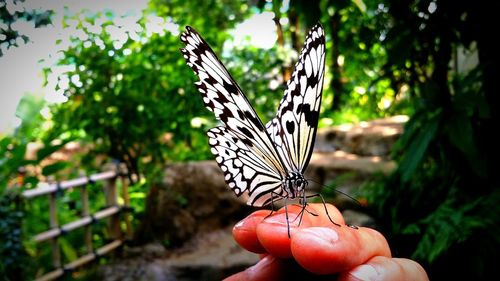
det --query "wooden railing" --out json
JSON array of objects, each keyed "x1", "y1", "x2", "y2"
[{"x1": 22, "y1": 164, "x2": 133, "y2": 281}]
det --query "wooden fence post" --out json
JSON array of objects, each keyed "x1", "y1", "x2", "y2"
[
  {"x1": 119, "y1": 164, "x2": 133, "y2": 239},
  {"x1": 80, "y1": 184, "x2": 93, "y2": 254},
  {"x1": 48, "y1": 192, "x2": 61, "y2": 268},
  {"x1": 105, "y1": 171, "x2": 121, "y2": 240}
]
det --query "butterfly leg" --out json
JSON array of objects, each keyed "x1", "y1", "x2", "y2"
[
  {"x1": 301, "y1": 191, "x2": 319, "y2": 217},
  {"x1": 264, "y1": 191, "x2": 280, "y2": 219},
  {"x1": 292, "y1": 192, "x2": 310, "y2": 225},
  {"x1": 281, "y1": 197, "x2": 293, "y2": 238},
  {"x1": 305, "y1": 193, "x2": 341, "y2": 227}
]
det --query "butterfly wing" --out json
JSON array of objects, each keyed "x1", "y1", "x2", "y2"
[
  {"x1": 207, "y1": 126, "x2": 285, "y2": 206},
  {"x1": 266, "y1": 24, "x2": 326, "y2": 173},
  {"x1": 180, "y1": 26, "x2": 287, "y2": 205}
]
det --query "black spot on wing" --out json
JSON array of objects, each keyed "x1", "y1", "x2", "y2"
[
  {"x1": 219, "y1": 108, "x2": 232, "y2": 123},
  {"x1": 305, "y1": 110, "x2": 319, "y2": 128},
  {"x1": 307, "y1": 75, "x2": 318, "y2": 87},
  {"x1": 223, "y1": 80, "x2": 239, "y2": 95},
  {"x1": 239, "y1": 127, "x2": 254, "y2": 139},
  {"x1": 286, "y1": 121, "x2": 295, "y2": 134},
  {"x1": 241, "y1": 138, "x2": 253, "y2": 147},
  {"x1": 215, "y1": 92, "x2": 230, "y2": 104},
  {"x1": 244, "y1": 110, "x2": 264, "y2": 131},
  {"x1": 237, "y1": 110, "x2": 245, "y2": 119},
  {"x1": 297, "y1": 103, "x2": 319, "y2": 128}
]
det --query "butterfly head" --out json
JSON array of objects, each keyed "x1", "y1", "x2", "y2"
[{"x1": 283, "y1": 172, "x2": 307, "y2": 199}]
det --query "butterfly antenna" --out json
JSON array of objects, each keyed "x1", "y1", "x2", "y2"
[{"x1": 308, "y1": 179, "x2": 363, "y2": 207}]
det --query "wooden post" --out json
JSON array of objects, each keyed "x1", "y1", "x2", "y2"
[
  {"x1": 120, "y1": 174, "x2": 133, "y2": 239},
  {"x1": 48, "y1": 193, "x2": 61, "y2": 268},
  {"x1": 80, "y1": 185, "x2": 93, "y2": 253},
  {"x1": 105, "y1": 174, "x2": 121, "y2": 240}
]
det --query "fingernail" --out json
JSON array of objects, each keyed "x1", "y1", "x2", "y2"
[
  {"x1": 301, "y1": 227, "x2": 339, "y2": 244},
  {"x1": 263, "y1": 213, "x2": 290, "y2": 225},
  {"x1": 234, "y1": 216, "x2": 259, "y2": 232},
  {"x1": 349, "y1": 264, "x2": 379, "y2": 281},
  {"x1": 234, "y1": 219, "x2": 246, "y2": 229}
]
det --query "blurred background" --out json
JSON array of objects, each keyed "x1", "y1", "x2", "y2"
[{"x1": 1, "y1": 0, "x2": 498, "y2": 280}]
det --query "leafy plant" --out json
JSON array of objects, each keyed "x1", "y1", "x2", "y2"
[{"x1": 361, "y1": 1, "x2": 500, "y2": 279}]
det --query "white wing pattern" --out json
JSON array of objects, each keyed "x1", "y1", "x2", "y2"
[
  {"x1": 266, "y1": 25, "x2": 325, "y2": 174},
  {"x1": 180, "y1": 24, "x2": 326, "y2": 208}
]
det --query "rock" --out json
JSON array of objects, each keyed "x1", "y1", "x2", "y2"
[
  {"x1": 137, "y1": 161, "x2": 251, "y2": 246},
  {"x1": 98, "y1": 227, "x2": 258, "y2": 281},
  {"x1": 165, "y1": 227, "x2": 259, "y2": 280}
]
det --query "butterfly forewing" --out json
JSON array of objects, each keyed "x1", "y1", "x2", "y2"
[
  {"x1": 180, "y1": 27, "x2": 288, "y2": 205},
  {"x1": 266, "y1": 24, "x2": 326, "y2": 174}
]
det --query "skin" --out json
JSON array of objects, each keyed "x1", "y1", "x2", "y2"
[{"x1": 224, "y1": 203, "x2": 429, "y2": 281}]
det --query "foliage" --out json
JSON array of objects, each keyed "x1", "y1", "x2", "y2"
[
  {"x1": 0, "y1": 0, "x2": 53, "y2": 56},
  {"x1": 43, "y1": 2, "x2": 252, "y2": 182},
  {"x1": 0, "y1": 95, "x2": 63, "y2": 280},
  {"x1": 0, "y1": 190, "x2": 30, "y2": 281},
  {"x1": 360, "y1": 0, "x2": 500, "y2": 279}
]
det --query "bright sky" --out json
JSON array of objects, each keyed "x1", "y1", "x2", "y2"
[{"x1": 0, "y1": 1, "x2": 276, "y2": 133}]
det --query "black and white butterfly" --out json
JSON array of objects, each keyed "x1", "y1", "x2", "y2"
[{"x1": 180, "y1": 23, "x2": 339, "y2": 236}]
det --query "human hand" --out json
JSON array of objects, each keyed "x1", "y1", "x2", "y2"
[{"x1": 224, "y1": 203, "x2": 428, "y2": 281}]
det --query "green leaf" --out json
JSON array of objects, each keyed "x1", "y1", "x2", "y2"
[
  {"x1": 59, "y1": 237, "x2": 78, "y2": 261},
  {"x1": 399, "y1": 110, "x2": 441, "y2": 182},
  {"x1": 445, "y1": 111, "x2": 485, "y2": 177},
  {"x1": 42, "y1": 162, "x2": 69, "y2": 176}
]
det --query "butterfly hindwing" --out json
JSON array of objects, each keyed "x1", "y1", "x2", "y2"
[
  {"x1": 266, "y1": 24, "x2": 325, "y2": 174},
  {"x1": 207, "y1": 126, "x2": 284, "y2": 207}
]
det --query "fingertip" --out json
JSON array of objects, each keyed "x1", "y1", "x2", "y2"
[
  {"x1": 291, "y1": 225, "x2": 391, "y2": 275},
  {"x1": 291, "y1": 226, "x2": 347, "y2": 274},
  {"x1": 308, "y1": 203, "x2": 346, "y2": 226},
  {"x1": 233, "y1": 211, "x2": 269, "y2": 253},
  {"x1": 256, "y1": 213, "x2": 296, "y2": 258}
]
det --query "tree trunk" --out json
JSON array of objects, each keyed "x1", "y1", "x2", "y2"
[{"x1": 329, "y1": 11, "x2": 343, "y2": 112}]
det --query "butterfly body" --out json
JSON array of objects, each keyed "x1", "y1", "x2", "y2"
[
  {"x1": 282, "y1": 171, "x2": 307, "y2": 199},
  {"x1": 181, "y1": 24, "x2": 335, "y2": 234}
]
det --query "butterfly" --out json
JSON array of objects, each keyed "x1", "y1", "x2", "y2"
[{"x1": 180, "y1": 23, "x2": 339, "y2": 237}]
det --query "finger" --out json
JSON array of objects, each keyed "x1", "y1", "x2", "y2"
[
  {"x1": 223, "y1": 255, "x2": 339, "y2": 281},
  {"x1": 291, "y1": 226, "x2": 391, "y2": 274},
  {"x1": 232, "y1": 210, "x2": 271, "y2": 253},
  {"x1": 338, "y1": 256, "x2": 429, "y2": 281},
  {"x1": 233, "y1": 203, "x2": 345, "y2": 258},
  {"x1": 222, "y1": 255, "x2": 285, "y2": 281},
  {"x1": 255, "y1": 204, "x2": 314, "y2": 258},
  {"x1": 255, "y1": 203, "x2": 345, "y2": 258}
]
